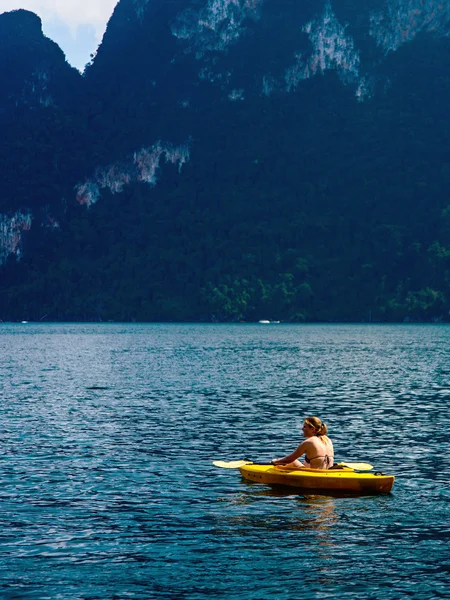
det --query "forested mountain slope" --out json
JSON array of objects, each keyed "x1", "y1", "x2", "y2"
[{"x1": 1, "y1": 0, "x2": 450, "y2": 322}]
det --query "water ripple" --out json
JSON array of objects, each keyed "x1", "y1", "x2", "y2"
[{"x1": 0, "y1": 323, "x2": 449, "y2": 598}]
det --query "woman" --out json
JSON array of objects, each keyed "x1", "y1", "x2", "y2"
[{"x1": 271, "y1": 416, "x2": 334, "y2": 470}]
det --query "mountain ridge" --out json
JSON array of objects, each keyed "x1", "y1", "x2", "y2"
[{"x1": 1, "y1": 0, "x2": 450, "y2": 322}]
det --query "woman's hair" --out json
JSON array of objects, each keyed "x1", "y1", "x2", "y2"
[{"x1": 305, "y1": 416, "x2": 328, "y2": 437}]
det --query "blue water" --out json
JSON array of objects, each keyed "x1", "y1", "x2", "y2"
[{"x1": 1, "y1": 323, "x2": 450, "y2": 599}]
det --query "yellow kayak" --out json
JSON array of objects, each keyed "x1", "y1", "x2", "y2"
[{"x1": 239, "y1": 464, "x2": 394, "y2": 494}]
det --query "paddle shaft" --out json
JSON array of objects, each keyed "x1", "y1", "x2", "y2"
[{"x1": 213, "y1": 459, "x2": 373, "y2": 470}]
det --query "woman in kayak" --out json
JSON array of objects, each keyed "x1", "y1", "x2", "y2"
[{"x1": 271, "y1": 416, "x2": 334, "y2": 469}]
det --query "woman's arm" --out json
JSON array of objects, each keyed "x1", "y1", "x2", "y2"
[{"x1": 271, "y1": 441, "x2": 308, "y2": 465}]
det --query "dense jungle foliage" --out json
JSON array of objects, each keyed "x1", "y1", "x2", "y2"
[{"x1": 1, "y1": 5, "x2": 450, "y2": 322}]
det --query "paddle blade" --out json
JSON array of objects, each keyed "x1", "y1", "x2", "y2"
[
  {"x1": 213, "y1": 460, "x2": 250, "y2": 469},
  {"x1": 338, "y1": 462, "x2": 373, "y2": 471}
]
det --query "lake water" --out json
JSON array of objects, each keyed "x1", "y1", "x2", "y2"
[{"x1": 1, "y1": 323, "x2": 449, "y2": 599}]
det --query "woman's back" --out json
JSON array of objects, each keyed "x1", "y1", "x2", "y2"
[
  {"x1": 306, "y1": 435, "x2": 334, "y2": 469},
  {"x1": 271, "y1": 416, "x2": 334, "y2": 470}
]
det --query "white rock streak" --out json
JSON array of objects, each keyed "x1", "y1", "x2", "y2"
[
  {"x1": 17, "y1": 68, "x2": 54, "y2": 109},
  {"x1": 133, "y1": 0, "x2": 150, "y2": 22},
  {"x1": 75, "y1": 142, "x2": 190, "y2": 207},
  {"x1": 261, "y1": 74, "x2": 277, "y2": 97},
  {"x1": 285, "y1": 2, "x2": 360, "y2": 92},
  {"x1": 228, "y1": 88, "x2": 244, "y2": 101},
  {"x1": 0, "y1": 211, "x2": 33, "y2": 264},
  {"x1": 172, "y1": 0, "x2": 263, "y2": 54},
  {"x1": 370, "y1": 0, "x2": 450, "y2": 53}
]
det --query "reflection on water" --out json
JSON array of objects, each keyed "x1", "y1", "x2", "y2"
[{"x1": 0, "y1": 323, "x2": 449, "y2": 598}]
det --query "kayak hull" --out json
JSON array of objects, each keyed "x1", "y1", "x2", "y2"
[{"x1": 238, "y1": 464, "x2": 394, "y2": 494}]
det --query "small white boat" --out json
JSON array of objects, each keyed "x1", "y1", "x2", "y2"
[{"x1": 258, "y1": 320, "x2": 270, "y2": 324}]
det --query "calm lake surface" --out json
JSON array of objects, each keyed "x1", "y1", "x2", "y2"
[{"x1": 1, "y1": 323, "x2": 449, "y2": 599}]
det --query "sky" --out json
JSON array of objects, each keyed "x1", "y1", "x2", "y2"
[{"x1": 1, "y1": 0, "x2": 118, "y2": 71}]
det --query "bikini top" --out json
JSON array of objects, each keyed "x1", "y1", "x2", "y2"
[{"x1": 304, "y1": 454, "x2": 333, "y2": 468}]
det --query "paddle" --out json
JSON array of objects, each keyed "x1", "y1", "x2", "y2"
[
  {"x1": 213, "y1": 460, "x2": 374, "y2": 471},
  {"x1": 336, "y1": 462, "x2": 374, "y2": 471}
]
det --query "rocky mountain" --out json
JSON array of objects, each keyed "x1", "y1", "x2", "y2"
[
  {"x1": 1, "y1": 0, "x2": 450, "y2": 322},
  {"x1": 0, "y1": 9, "x2": 84, "y2": 261}
]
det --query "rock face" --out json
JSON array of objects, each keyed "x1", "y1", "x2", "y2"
[
  {"x1": 1, "y1": 1, "x2": 450, "y2": 321},
  {"x1": 0, "y1": 9, "x2": 84, "y2": 258},
  {"x1": 171, "y1": 0, "x2": 264, "y2": 54},
  {"x1": 0, "y1": 9, "x2": 80, "y2": 116},
  {"x1": 370, "y1": 0, "x2": 450, "y2": 53},
  {"x1": 75, "y1": 142, "x2": 191, "y2": 207},
  {"x1": 0, "y1": 211, "x2": 33, "y2": 265}
]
